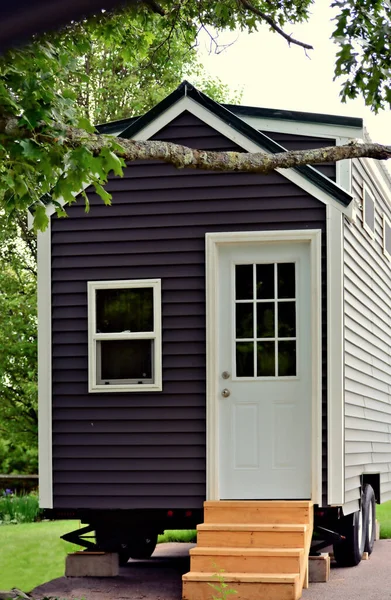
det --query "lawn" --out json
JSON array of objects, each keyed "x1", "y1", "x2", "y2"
[
  {"x1": 377, "y1": 500, "x2": 391, "y2": 538},
  {"x1": 0, "y1": 520, "x2": 196, "y2": 593}
]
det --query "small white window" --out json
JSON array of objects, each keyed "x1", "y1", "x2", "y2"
[
  {"x1": 362, "y1": 184, "x2": 375, "y2": 238},
  {"x1": 383, "y1": 214, "x2": 391, "y2": 261},
  {"x1": 88, "y1": 279, "x2": 162, "y2": 392}
]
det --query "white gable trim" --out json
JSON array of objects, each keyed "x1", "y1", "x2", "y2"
[
  {"x1": 131, "y1": 95, "x2": 353, "y2": 217},
  {"x1": 237, "y1": 114, "x2": 363, "y2": 142}
]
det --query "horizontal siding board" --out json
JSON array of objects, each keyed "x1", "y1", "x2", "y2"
[
  {"x1": 52, "y1": 419, "x2": 205, "y2": 434},
  {"x1": 344, "y1": 159, "x2": 391, "y2": 508},
  {"x1": 51, "y1": 112, "x2": 328, "y2": 510},
  {"x1": 55, "y1": 471, "x2": 206, "y2": 484}
]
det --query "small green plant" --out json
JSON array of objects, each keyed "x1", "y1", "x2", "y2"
[
  {"x1": 0, "y1": 491, "x2": 41, "y2": 524},
  {"x1": 209, "y1": 567, "x2": 238, "y2": 600}
]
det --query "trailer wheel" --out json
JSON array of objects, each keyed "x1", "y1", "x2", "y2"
[
  {"x1": 362, "y1": 484, "x2": 376, "y2": 554},
  {"x1": 128, "y1": 532, "x2": 158, "y2": 559},
  {"x1": 333, "y1": 507, "x2": 366, "y2": 567}
]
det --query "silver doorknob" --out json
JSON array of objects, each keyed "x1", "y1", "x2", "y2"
[{"x1": 221, "y1": 388, "x2": 231, "y2": 398}]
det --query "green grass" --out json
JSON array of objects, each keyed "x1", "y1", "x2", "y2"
[
  {"x1": 377, "y1": 500, "x2": 391, "y2": 538},
  {"x1": 0, "y1": 521, "x2": 196, "y2": 593},
  {"x1": 0, "y1": 520, "x2": 79, "y2": 592},
  {"x1": 159, "y1": 529, "x2": 196, "y2": 543}
]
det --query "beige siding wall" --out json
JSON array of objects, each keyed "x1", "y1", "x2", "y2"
[{"x1": 344, "y1": 158, "x2": 391, "y2": 509}]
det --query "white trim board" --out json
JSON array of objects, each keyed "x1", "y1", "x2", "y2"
[
  {"x1": 327, "y1": 205, "x2": 345, "y2": 505},
  {"x1": 205, "y1": 230, "x2": 323, "y2": 505},
  {"x1": 237, "y1": 114, "x2": 363, "y2": 142},
  {"x1": 37, "y1": 222, "x2": 53, "y2": 509}
]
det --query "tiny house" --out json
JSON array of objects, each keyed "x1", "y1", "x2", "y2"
[{"x1": 37, "y1": 81, "x2": 390, "y2": 598}]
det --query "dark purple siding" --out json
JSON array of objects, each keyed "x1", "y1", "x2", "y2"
[
  {"x1": 51, "y1": 111, "x2": 328, "y2": 509},
  {"x1": 261, "y1": 131, "x2": 336, "y2": 181}
]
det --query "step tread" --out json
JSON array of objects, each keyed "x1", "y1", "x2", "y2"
[
  {"x1": 183, "y1": 572, "x2": 300, "y2": 583},
  {"x1": 204, "y1": 501, "x2": 312, "y2": 508},
  {"x1": 190, "y1": 547, "x2": 304, "y2": 557},
  {"x1": 197, "y1": 523, "x2": 307, "y2": 532}
]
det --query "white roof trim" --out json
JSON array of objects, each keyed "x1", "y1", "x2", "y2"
[{"x1": 239, "y1": 114, "x2": 363, "y2": 141}]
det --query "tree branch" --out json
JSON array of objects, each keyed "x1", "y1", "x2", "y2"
[
  {"x1": 3, "y1": 118, "x2": 391, "y2": 178},
  {"x1": 238, "y1": 0, "x2": 313, "y2": 50}
]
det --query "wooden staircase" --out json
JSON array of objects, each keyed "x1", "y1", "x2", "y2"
[{"x1": 182, "y1": 500, "x2": 313, "y2": 600}]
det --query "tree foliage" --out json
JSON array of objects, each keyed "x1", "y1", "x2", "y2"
[
  {"x1": 0, "y1": 0, "x2": 391, "y2": 230},
  {"x1": 0, "y1": 213, "x2": 37, "y2": 473}
]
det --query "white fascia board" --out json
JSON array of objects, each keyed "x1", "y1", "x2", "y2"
[
  {"x1": 37, "y1": 222, "x2": 53, "y2": 509},
  {"x1": 327, "y1": 204, "x2": 345, "y2": 506},
  {"x1": 239, "y1": 114, "x2": 363, "y2": 141},
  {"x1": 131, "y1": 95, "x2": 352, "y2": 217}
]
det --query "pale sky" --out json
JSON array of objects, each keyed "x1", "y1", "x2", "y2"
[{"x1": 197, "y1": 0, "x2": 391, "y2": 145}]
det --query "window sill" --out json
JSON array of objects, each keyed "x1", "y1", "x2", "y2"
[{"x1": 89, "y1": 382, "x2": 163, "y2": 393}]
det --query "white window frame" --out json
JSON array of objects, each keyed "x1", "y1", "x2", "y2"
[
  {"x1": 88, "y1": 279, "x2": 162, "y2": 393},
  {"x1": 383, "y1": 214, "x2": 391, "y2": 261},
  {"x1": 362, "y1": 183, "x2": 375, "y2": 238}
]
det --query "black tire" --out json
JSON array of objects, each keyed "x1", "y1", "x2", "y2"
[
  {"x1": 362, "y1": 484, "x2": 376, "y2": 554},
  {"x1": 333, "y1": 507, "x2": 366, "y2": 567},
  {"x1": 128, "y1": 532, "x2": 158, "y2": 559}
]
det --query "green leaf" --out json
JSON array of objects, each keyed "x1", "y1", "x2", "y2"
[
  {"x1": 77, "y1": 116, "x2": 96, "y2": 133},
  {"x1": 93, "y1": 183, "x2": 112, "y2": 205}
]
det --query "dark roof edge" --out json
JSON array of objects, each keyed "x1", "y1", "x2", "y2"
[
  {"x1": 121, "y1": 81, "x2": 353, "y2": 208},
  {"x1": 96, "y1": 116, "x2": 139, "y2": 135},
  {"x1": 223, "y1": 104, "x2": 363, "y2": 130}
]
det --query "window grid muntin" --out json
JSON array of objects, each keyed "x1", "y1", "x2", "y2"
[{"x1": 234, "y1": 262, "x2": 297, "y2": 378}]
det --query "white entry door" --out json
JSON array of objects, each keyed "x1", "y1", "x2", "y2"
[{"x1": 217, "y1": 241, "x2": 312, "y2": 499}]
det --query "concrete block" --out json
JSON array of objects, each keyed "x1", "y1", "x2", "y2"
[
  {"x1": 308, "y1": 554, "x2": 330, "y2": 583},
  {"x1": 376, "y1": 520, "x2": 380, "y2": 541},
  {"x1": 66, "y1": 552, "x2": 119, "y2": 577}
]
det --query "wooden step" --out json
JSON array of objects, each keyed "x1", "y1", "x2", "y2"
[
  {"x1": 196, "y1": 523, "x2": 307, "y2": 548},
  {"x1": 190, "y1": 546, "x2": 303, "y2": 574},
  {"x1": 182, "y1": 571, "x2": 300, "y2": 600},
  {"x1": 204, "y1": 501, "x2": 312, "y2": 525}
]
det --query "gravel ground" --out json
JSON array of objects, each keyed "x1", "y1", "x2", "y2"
[{"x1": 31, "y1": 540, "x2": 391, "y2": 600}]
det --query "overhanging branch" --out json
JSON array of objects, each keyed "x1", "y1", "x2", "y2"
[
  {"x1": 238, "y1": 0, "x2": 313, "y2": 50},
  {"x1": 2, "y1": 118, "x2": 391, "y2": 175}
]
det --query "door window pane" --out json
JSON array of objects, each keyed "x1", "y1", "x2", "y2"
[
  {"x1": 236, "y1": 342, "x2": 254, "y2": 377},
  {"x1": 100, "y1": 339, "x2": 152, "y2": 381},
  {"x1": 236, "y1": 265, "x2": 253, "y2": 300},
  {"x1": 257, "y1": 303, "x2": 275, "y2": 337},
  {"x1": 278, "y1": 341, "x2": 296, "y2": 376},
  {"x1": 236, "y1": 303, "x2": 254, "y2": 338},
  {"x1": 256, "y1": 264, "x2": 274, "y2": 299},
  {"x1": 278, "y1": 263, "x2": 295, "y2": 299},
  {"x1": 257, "y1": 342, "x2": 275, "y2": 376},
  {"x1": 278, "y1": 302, "x2": 296, "y2": 337},
  {"x1": 96, "y1": 288, "x2": 153, "y2": 333}
]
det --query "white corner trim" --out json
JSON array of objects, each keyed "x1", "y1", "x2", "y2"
[
  {"x1": 37, "y1": 222, "x2": 53, "y2": 509},
  {"x1": 205, "y1": 229, "x2": 322, "y2": 505},
  {"x1": 327, "y1": 205, "x2": 345, "y2": 506},
  {"x1": 336, "y1": 138, "x2": 353, "y2": 194},
  {"x1": 131, "y1": 96, "x2": 352, "y2": 217}
]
